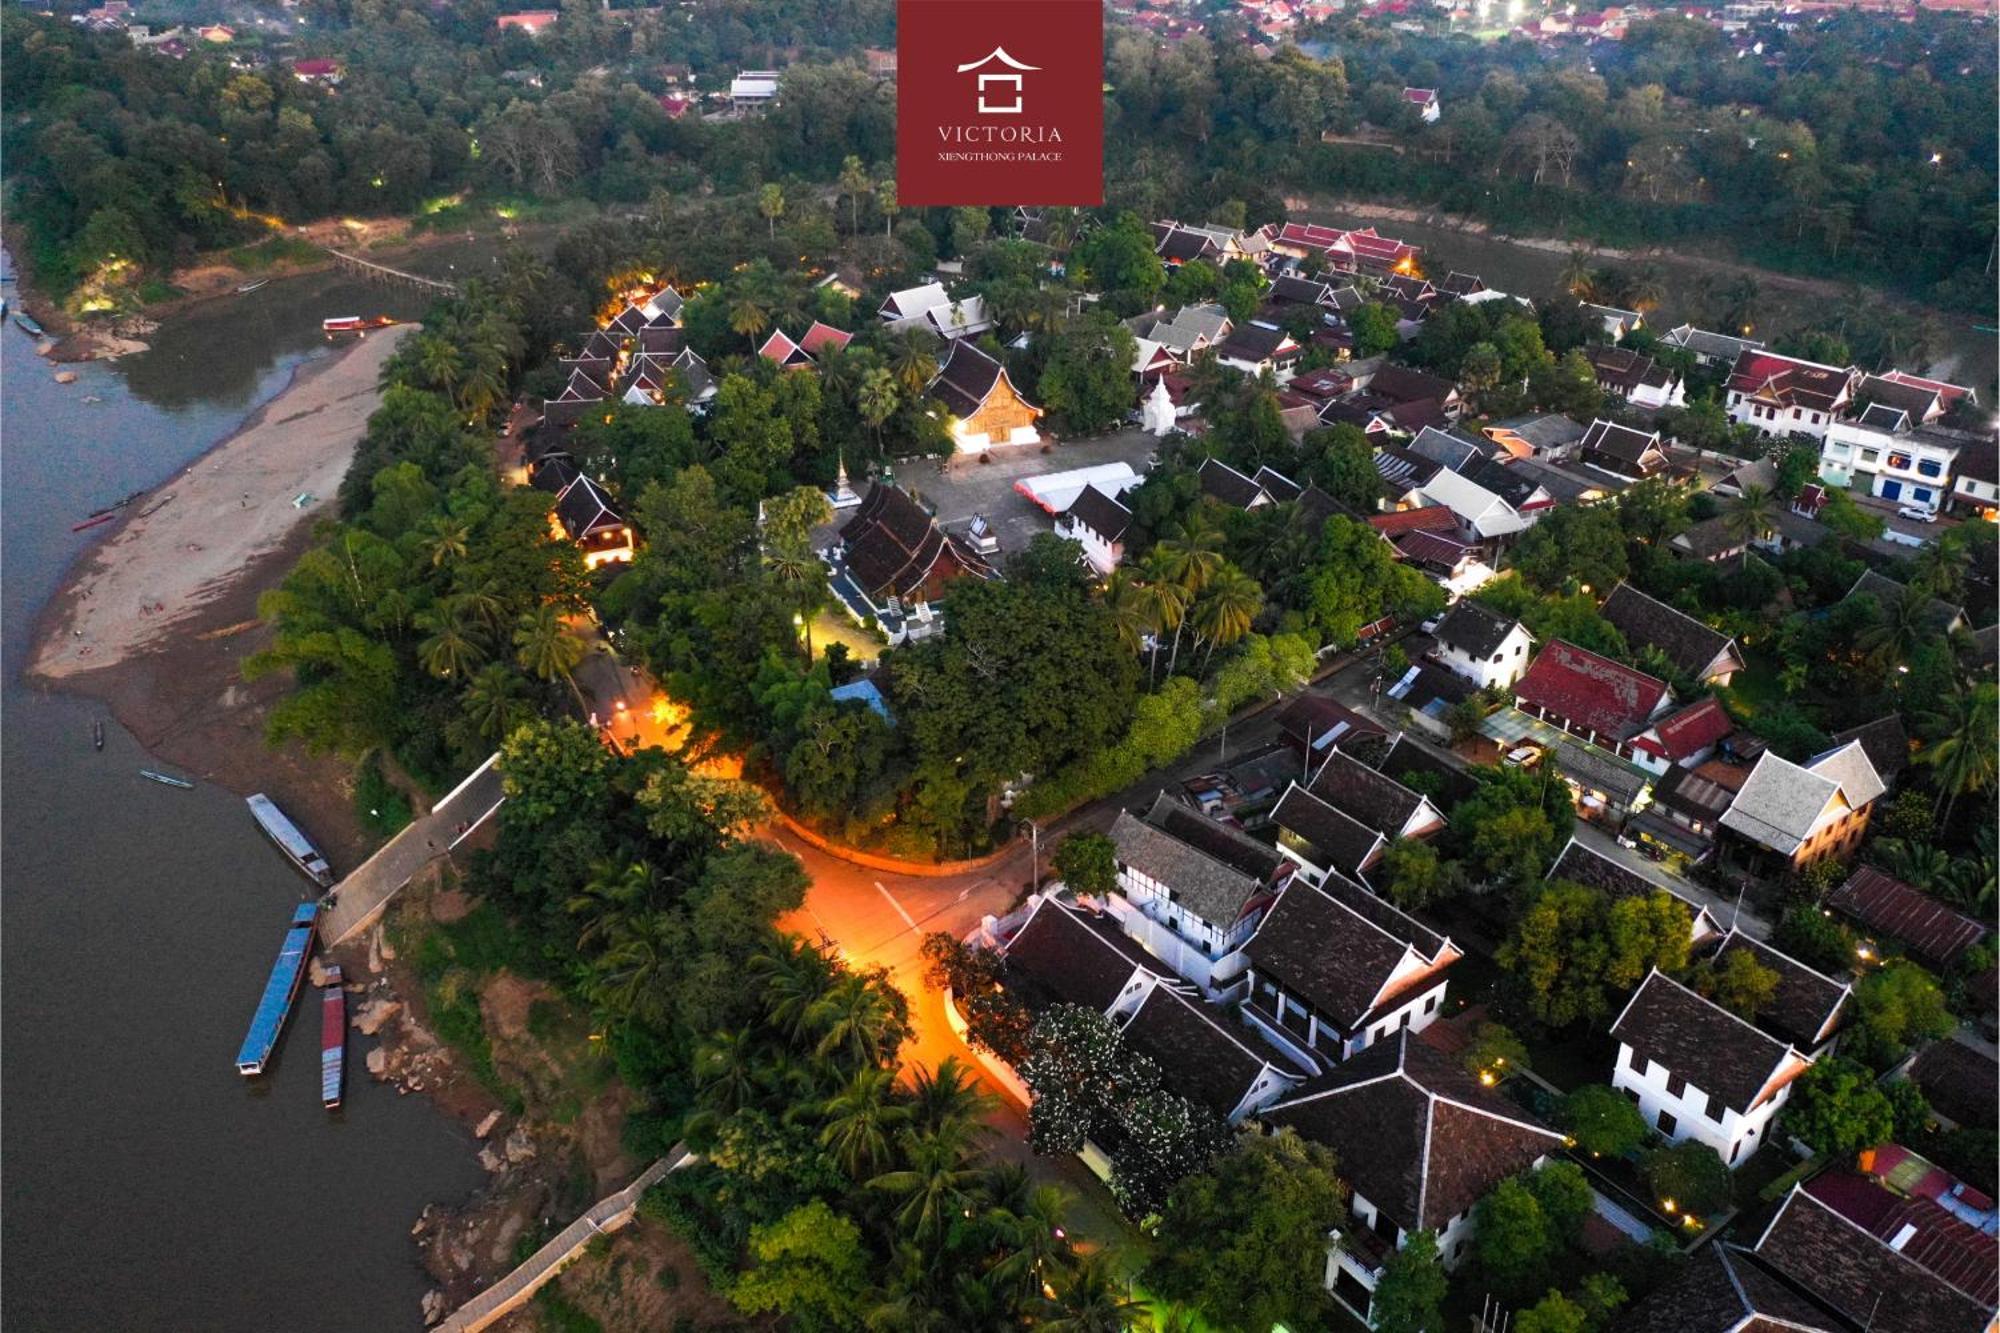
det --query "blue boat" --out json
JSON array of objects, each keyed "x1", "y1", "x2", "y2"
[{"x1": 235, "y1": 902, "x2": 320, "y2": 1076}]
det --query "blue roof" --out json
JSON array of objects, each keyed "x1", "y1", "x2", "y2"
[
  {"x1": 235, "y1": 902, "x2": 319, "y2": 1073},
  {"x1": 829, "y1": 678, "x2": 892, "y2": 722}
]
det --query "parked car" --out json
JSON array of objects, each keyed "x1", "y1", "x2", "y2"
[
  {"x1": 1419, "y1": 615, "x2": 1443, "y2": 635},
  {"x1": 1897, "y1": 504, "x2": 1939, "y2": 523},
  {"x1": 1503, "y1": 745, "x2": 1542, "y2": 768}
]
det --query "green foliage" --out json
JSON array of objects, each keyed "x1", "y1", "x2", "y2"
[
  {"x1": 354, "y1": 756, "x2": 414, "y2": 836},
  {"x1": 1148, "y1": 1128, "x2": 1349, "y2": 1333},
  {"x1": 1501, "y1": 882, "x2": 1692, "y2": 1028},
  {"x1": 1640, "y1": 1141, "x2": 1731, "y2": 1213},
  {"x1": 1773, "y1": 905, "x2": 1858, "y2": 976},
  {"x1": 1510, "y1": 505, "x2": 1631, "y2": 594},
  {"x1": 1782, "y1": 1056, "x2": 1897, "y2": 1159},
  {"x1": 1464, "y1": 1022, "x2": 1532, "y2": 1081},
  {"x1": 1514, "y1": 1291, "x2": 1588, "y2": 1333},
  {"x1": 1372, "y1": 1229, "x2": 1448, "y2": 1333},
  {"x1": 1560, "y1": 1085, "x2": 1650, "y2": 1158},
  {"x1": 1053, "y1": 833, "x2": 1120, "y2": 898},
  {"x1": 1848, "y1": 960, "x2": 1953, "y2": 1069},
  {"x1": 1451, "y1": 763, "x2": 1573, "y2": 887},
  {"x1": 1692, "y1": 947, "x2": 1781, "y2": 1021},
  {"x1": 728, "y1": 1200, "x2": 870, "y2": 1331},
  {"x1": 1474, "y1": 1163, "x2": 1594, "y2": 1301},
  {"x1": 1348, "y1": 303, "x2": 1402, "y2": 357},
  {"x1": 1015, "y1": 676, "x2": 1204, "y2": 820},
  {"x1": 1037, "y1": 314, "x2": 1141, "y2": 433}
]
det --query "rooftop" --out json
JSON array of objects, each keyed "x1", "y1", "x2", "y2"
[
  {"x1": 1827, "y1": 866, "x2": 1988, "y2": 968},
  {"x1": 1001, "y1": 895, "x2": 1163, "y2": 1013},
  {"x1": 1754, "y1": 1186, "x2": 1997, "y2": 1333},
  {"x1": 1515, "y1": 640, "x2": 1671, "y2": 742},
  {"x1": 1611, "y1": 970, "x2": 1800, "y2": 1115}
]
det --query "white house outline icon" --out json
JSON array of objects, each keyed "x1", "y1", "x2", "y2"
[{"x1": 956, "y1": 46, "x2": 1040, "y2": 114}]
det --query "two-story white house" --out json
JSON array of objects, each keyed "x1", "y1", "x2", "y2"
[
  {"x1": 1430, "y1": 600, "x2": 1534, "y2": 690},
  {"x1": 1239, "y1": 871, "x2": 1462, "y2": 1070},
  {"x1": 1950, "y1": 437, "x2": 1998, "y2": 521},
  {"x1": 1261, "y1": 1031, "x2": 1568, "y2": 1324},
  {"x1": 1725, "y1": 350, "x2": 1856, "y2": 440},
  {"x1": 1610, "y1": 969, "x2": 1814, "y2": 1169},
  {"x1": 1055, "y1": 483, "x2": 1132, "y2": 575},
  {"x1": 1818, "y1": 376, "x2": 1978, "y2": 510},
  {"x1": 1105, "y1": 793, "x2": 1292, "y2": 995}
]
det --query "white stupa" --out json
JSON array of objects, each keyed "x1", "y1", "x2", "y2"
[{"x1": 1141, "y1": 378, "x2": 1177, "y2": 437}]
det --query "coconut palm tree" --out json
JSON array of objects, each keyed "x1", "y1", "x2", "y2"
[
  {"x1": 1150, "y1": 522, "x2": 1223, "y2": 673},
  {"x1": 567, "y1": 859, "x2": 658, "y2": 950},
  {"x1": 419, "y1": 514, "x2": 472, "y2": 568},
  {"x1": 513, "y1": 604, "x2": 587, "y2": 707},
  {"x1": 765, "y1": 538, "x2": 826, "y2": 663},
  {"x1": 1103, "y1": 570, "x2": 1150, "y2": 656},
  {"x1": 869, "y1": 1122, "x2": 985, "y2": 1251},
  {"x1": 1135, "y1": 555, "x2": 1193, "y2": 682},
  {"x1": 877, "y1": 178, "x2": 900, "y2": 239},
  {"x1": 807, "y1": 972, "x2": 906, "y2": 1066},
  {"x1": 413, "y1": 333, "x2": 464, "y2": 400},
  {"x1": 758, "y1": 182, "x2": 786, "y2": 238},
  {"x1": 907, "y1": 1056, "x2": 997, "y2": 1137},
  {"x1": 1035, "y1": 1251, "x2": 1144, "y2": 1332},
  {"x1": 984, "y1": 1184, "x2": 1078, "y2": 1308},
  {"x1": 820, "y1": 1066, "x2": 909, "y2": 1179},
  {"x1": 460, "y1": 662, "x2": 532, "y2": 745},
  {"x1": 859, "y1": 368, "x2": 900, "y2": 445},
  {"x1": 1722, "y1": 483, "x2": 1778, "y2": 552},
  {"x1": 729, "y1": 297, "x2": 771, "y2": 342},
  {"x1": 1915, "y1": 682, "x2": 1999, "y2": 825},
  {"x1": 1937, "y1": 825, "x2": 1996, "y2": 916},
  {"x1": 415, "y1": 598, "x2": 486, "y2": 679},
  {"x1": 692, "y1": 1028, "x2": 761, "y2": 1116},
  {"x1": 586, "y1": 911, "x2": 677, "y2": 1024},
  {"x1": 891, "y1": 332, "x2": 939, "y2": 396},
  {"x1": 1192, "y1": 568, "x2": 1263, "y2": 669},
  {"x1": 1857, "y1": 587, "x2": 1933, "y2": 675},
  {"x1": 1629, "y1": 263, "x2": 1669, "y2": 312},
  {"x1": 752, "y1": 940, "x2": 835, "y2": 1042},
  {"x1": 1557, "y1": 248, "x2": 1597, "y2": 298},
  {"x1": 839, "y1": 155, "x2": 871, "y2": 233}
]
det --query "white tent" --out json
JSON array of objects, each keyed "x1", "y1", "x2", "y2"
[{"x1": 1012, "y1": 462, "x2": 1141, "y2": 515}]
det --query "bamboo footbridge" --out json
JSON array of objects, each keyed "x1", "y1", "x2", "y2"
[{"x1": 325, "y1": 248, "x2": 461, "y2": 297}]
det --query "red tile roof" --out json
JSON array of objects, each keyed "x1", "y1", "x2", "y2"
[
  {"x1": 1827, "y1": 867, "x2": 1988, "y2": 968},
  {"x1": 1806, "y1": 1168, "x2": 1999, "y2": 1309},
  {"x1": 1368, "y1": 506, "x2": 1459, "y2": 536},
  {"x1": 1395, "y1": 530, "x2": 1474, "y2": 569},
  {"x1": 799, "y1": 321, "x2": 853, "y2": 356},
  {"x1": 1728, "y1": 350, "x2": 1853, "y2": 414},
  {"x1": 1638, "y1": 696, "x2": 1734, "y2": 762},
  {"x1": 1515, "y1": 640, "x2": 1671, "y2": 741}
]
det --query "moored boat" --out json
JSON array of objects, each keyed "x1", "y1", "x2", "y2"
[
  {"x1": 91, "y1": 720, "x2": 104, "y2": 751},
  {"x1": 247, "y1": 793, "x2": 335, "y2": 888},
  {"x1": 140, "y1": 769, "x2": 194, "y2": 789},
  {"x1": 322, "y1": 315, "x2": 365, "y2": 336},
  {"x1": 321, "y1": 965, "x2": 345, "y2": 1109},
  {"x1": 235, "y1": 901, "x2": 320, "y2": 1076},
  {"x1": 237, "y1": 279, "x2": 269, "y2": 294},
  {"x1": 15, "y1": 312, "x2": 46, "y2": 338},
  {"x1": 71, "y1": 512, "x2": 117, "y2": 533}
]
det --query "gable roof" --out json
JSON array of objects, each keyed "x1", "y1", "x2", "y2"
[
  {"x1": 799, "y1": 321, "x2": 853, "y2": 357},
  {"x1": 1108, "y1": 795, "x2": 1283, "y2": 928},
  {"x1": 1368, "y1": 505, "x2": 1458, "y2": 536},
  {"x1": 1807, "y1": 740, "x2": 1887, "y2": 812},
  {"x1": 1261, "y1": 1030, "x2": 1563, "y2": 1232},
  {"x1": 1408, "y1": 425, "x2": 1491, "y2": 474},
  {"x1": 1827, "y1": 867, "x2": 1988, "y2": 969},
  {"x1": 1487, "y1": 414, "x2": 1588, "y2": 454},
  {"x1": 1000, "y1": 895, "x2": 1162, "y2": 1012},
  {"x1": 1515, "y1": 640, "x2": 1672, "y2": 741},
  {"x1": 1119, "y1": 983, "x2": 1289, "y2": 1121},
  {"x1": 1065, "y1": 484, "x2": 1133, "y2": 544},
  {"x1": 1274, "y1": 695, "x2": 1388, "y2": 755},
  {"x1": 757, "y1": 327, "x2": 812, "y2": 368},
  {"x1": 1641, "y1": 696, "x2": 1736, "y2": 764},
  {"x1": 1805, "y1": 1166, "x2": 1999, "y2": 1310},
  {"x1": 1611, "y1": 970, "x2": 1804, "y2": 1115},
  {"x1": 1309, "y1": 749, "x2": 1434, "y2": 838},
  {"x1": 1198, "y1": 457, "x2": 1271, "y2": 509},
  {"x1": 1718, "y1": 752, "x2": 1843, "y2": 856},
  {"x1": 1712, "y1": 929, "x2": 1851, "y2": 1049},
  {"x1": 1376, "y1": 734, "x2": 1480, "y2": 810},
  {"x1": 1754, "y1": 1186, "x2": 1996, "y2": 1333},
  {"x1": 880, "y1": 282, "x2": 950, "y2": 320},
  {"x1": 553, "y1": 473, "x2": 625, "y2": 541},
  {"x1": 1434, "y1": 600, "x2": 1524, "y2": 660},
  {"x1": 1909, "y1": 1040, "x2": 2000, "y2": 1130},
  {"x1": 1272, "y1": 782, "x2": 1385, "y2": 881},
  {"x1": 1830, "y1": 716, "x2": 1911, "y2": 782},
  {"x1": 1215, "y1": 321, "x2": 1297, "y2": 365},
  {"x1": 930, "y1": 339, "x2": 1012, "y2": 418},
  {"x1": 1601, "y1": 584, "x2": 1744, "y2": 683},
  {"x1": 1580, "y1": 419, "x2": 1668, "y2": 476},
  {"x1": 1248, "y1": 870, "x2": 1456, "y2": 1032},
  {"x1": 1844, "y1": 570, "x2": 1966, "y2": 636},
  {"x1": 1370, "y1": 364, "x2": 1456, "y2": 406},
  {"x1": 1620, "y1": 1242, "x2": 1837, "y2": 1333},
  {"x1": 1728, "y1": 351, "x2": 1855, "y2": 415},
  {"x1": 1661, "y1": 325, "x2": 1766, "y2": 363},
  {"x1": 839, "y1": 484, "x2": 995, "y2": 599},
  {"x1": 1548, "y1": 838, "x2": 1720, "y2": 939}
]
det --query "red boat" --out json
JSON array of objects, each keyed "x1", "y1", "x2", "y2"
[
  {"x1": 320, "y1": 965, "x2": 345, "y2": 1110},
  {"x1": 322, "y1": 316, "x2": 365, "y2": 337}
]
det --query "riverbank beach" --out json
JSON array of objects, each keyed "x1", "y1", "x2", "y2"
[{"x1": 29, "y1": 326, "x2": 412, "y2": 681}]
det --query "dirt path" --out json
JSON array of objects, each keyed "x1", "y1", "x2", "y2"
[{"x1": 29, "y1": 325, "x2": 412, "y2": 681}]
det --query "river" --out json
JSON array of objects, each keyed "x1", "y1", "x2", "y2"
[{"x1": 0, "y1": 244, "x2": 507, "y2": 1330}]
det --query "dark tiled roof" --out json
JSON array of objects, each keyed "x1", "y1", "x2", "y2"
[
  {"x1": 1273, "y1": 783, "x2": 1384, "y2": 879},
  {"x1": 1407, "y1": 426, "x2": 1488, "y2": 474},
  {"x1": 1827, "y1": 867, "x2": 1987, "y2": 968},
  {"x1": 1652, "y1": 765, "x2": 1736, "y2": 825},
  {"x1": 1397, "y1": 530, "x2": 1474, "y2": 570},
  {"x1": 1854, "y1": 375, "x2": 1942, "y2": 422},
  {"x1": 1274, "y1": 696, "x2": 1387, "y2": 752},
  {"x1": 1830, "y1": 716, "x2": 1911, "y2": 780},
  {"x1": 1955, "y1": 436, "x2": 1998, "y2": 484},
  {"x1": 1580, "y1": 420, "x2": 1666, "y2": 475},
  {"x1": 1601, "y1": 584, "x2": 1741, "y2": 683},
  {"x1": 1489, "y1": 414, "x2": 1587, "y2": 453},
  {"x1": 1065, "y1": 484, "x2": 1132, "y2": 544},
  {"x1": 1248, "y1": 873, "x2": 1452, "y2": 1030},
  {"x1": 1433, "y1": 600, "x2": 1521, "y2": 659},
  {"x1": 1216, "y1": 322, "x2": 1293, "y2": 364},
  {"x1": 554, "y1": 474, "x2": 625, "y2": 540},
  {"x1": 1107, "y1": 797, "x2": 1278, "y2": 929},
  {"x1": 1673, "y1": 516, "x2": 1746, "y2": 560},
  {"x1": 1377, "y1": 446, "x2": 1442, "y2": 493},
  {"x1": 1549, "y1": 839, "x2": 1711, "y2": 929},
  {"x1": 1909, "y1": 1039, "x2": 1999, "y2": 1129},
  {"x1": 1370, "y1": 364, "x2": 1455, "y2": 405},
  {"x1": 1466, "y1": 457, "x2": 1546, "y2": 510},
  {"x1": 1144, "y1": 792, "x2": 1284, "y2": 880},
  {"x1": 1269, "y1": 274, "x2": 1333, "y2": 305},
  {"x1": 1754, "y1": 1187, "x2": 1996, "y2": 1333},
  {"x1": 1253, "y1": 465, "x2": 1304, "y2": 502},
  {"x1": 1001, "y1": 897, "x2": 1160, "y2": 1012},
  {"x1": 1261, "y1": 1032, "x2": 1561, "y2": 1231},
  {"x1": 1611, "y1": 971, "x2": 1797, "y2": 1115},
  {"x1": 1620, "y1": 1243, "x2": 1837, "y2": 1333},
  {"x1": 1711, "y1": 929, "x2": 1850, "y2": 1049},
  {"x1": 930, "y1": 339, "x2": 1006, "y2": 417},
  {"x1": 1120, "y1": 984, "x2": 1276, "y2": 1120},
  {"x1": 1804, "y1": 1170, "x2": 1999, "y2": 1308},
  {"x1": 840, "y1": 484, "x2": 993, "y2": 598},
  {"x1": 1555, "y1": 742, "x2": 1650, "y2": 803},
  {"x1": 1515, "y1": 640, "x2": 1672, "y2": 741},
  {"x1": 1846, "y1": 570, "x2": 1964, "y2": 635},
  {"x1": 530, "y1": 455, "x2": 581, "y2": 494},
  {"x1": 1198, "y1": 457, "x2": 1268, "y2": 508},
  {"x1": 1308, "y1": 750, "x2": 1430, "y2": 838}
]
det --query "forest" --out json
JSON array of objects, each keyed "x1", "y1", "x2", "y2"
[{"x1": 4, "y1": 0, "x2": 1993, "y2": 314}]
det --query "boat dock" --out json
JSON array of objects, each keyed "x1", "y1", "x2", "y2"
[
  {"x1": 320, "y1": 753, "x2": 505, "y2": 947},
  {"x1": 324, "y1": 249, "x2": 460, "y2": 297},
  {"x1": 235, "y1": 902, "x2": 320, "y2": 1075}
]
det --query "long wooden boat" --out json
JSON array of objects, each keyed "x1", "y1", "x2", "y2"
[
  {"x1": 71, "y1": 512, "x2": 117, "y2": 533},
  {"x1": 91, "y1": 720, "x2": 104, "y2": 751},
  {"x1": 321, "y1": 965, "x2": 346, "y2": 1109},
  {"x1": 237, "y1": 279, "x2": 270, "y2": 294},
  {"x1": 15, "y1": 312, "x2": 46, "y2": 338},
  {"x1": 235, "y1": 902, "x2": 320, "y2": 1076},
  {"x1": 322, "y1": 315, "x2": 365, "y2": 336},
  {"x1": 247, "y1": 793, "x2": 335, "y2": 888},
  {"x1": 140, "y1": 769, "x2": 194, "y2": 789}
]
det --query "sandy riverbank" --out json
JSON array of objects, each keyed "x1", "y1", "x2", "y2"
[{"x1": 29, "y1": 325, "x2": 413, "y2": 681}]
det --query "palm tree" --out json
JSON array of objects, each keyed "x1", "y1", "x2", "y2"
[
  {"x1": 414, "y1": 334, "x2": 464, "y2": 399},
  {"x1": 1857, "y1": 587, "x2": 1932, "y2": 675},
  {"x1": 1557, "y1": 247, "x2": 1596, "y2": 298},
  {"x1": 1629, "y1": 263, "x2": 1668, "y2": 312},
  {"x1": 729, "y1": 297, "x2": 771, "y2": 342},
  {"x1": 820, "y1": 1067, "x2": 909, "y2": 1179},
  {"x1": 859, "y1": 368, "x2": 900, "y2": 445},
  {"x1": 1722, "y1": 275, "x2": 1761, "y2": 336},
  {"x1": 876, "y1": 178, "x2": 899, "y2": 240},
  {"x1": 907, "y1": 1056, "x2": 997, "y2": 1136},
  {"x1": 1722, "y1": 483, "x2": 1778, "y2": 551},
  {"x1": 1103, "y1": 570, "x2": 1150, "y2": 655},
  {"x1": 752, "y1": 940, "x2": 834, "y2": 1041},
  {"x1": 807, "y1": 972, "x2": 906, "y2": 1066},
  {"x1": 1871, "y1": 839, "x2": 1952, "y2": 890},
  {"x1": 513, "y1": 604, "x2": 587, "y2": 707},
  {"x1": 586, "y1": 911, "x2": 678, "y2": 1023},
  {"x1": 869, "y1": 1123, "x2": 985, "y2": 1251},
  {"x1": 693, "y1": 1029, "x2": 761, "y2": 1116},
  {"x1": 1035, "y1": 1251, "x2": 1143, "y2": 1332},
  {"x1": 1192, "y1": 568, "x2": 1263, "y2": 669},
  {"x1": 461, "y1": 662, "x2": 532, "y2": 745},
  {"x1": 1042, "y1": 205, "x2": 1080, "y2": 252},
  {"x1": 1134, "y1": 555, "x2": 1193, "y2": 683},
  {"x1": 758, "y1": 182, "x2": 786, "y2": 238},
  {"x1": 567, "y1": 859, "x2": 658, "y2": 950},
  {"x1": 415, "y1": 598, "x2": 486, "y2": 679},
  {"x1": 891, "y1": 332, "x2": 938, "y2": 396},
  {"x1": 419, "y1": 514, "x2": 471, "y2": 568},
  {"x1": 984, "y1": 1184, "x2": 1077, "y2": 1307},
  {"x1": 1915, "y1": 682, "x2": 1999, "y2": 826},
  {"x1": 765, "y1": 538, "x2": 826, "y2": 663},
  {"x1": 839, "y1": 155, "x2": 871, "y2": 233},
  {"x1": 1937, "y1": 825, "x2": 1996, "y2": 916},
  {"x1": 1150, "y1": 522, "x2": 1223, "y2": 673},
  {"x1": 458, "y1": 360, "x2": 507, "y2": 423}
]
